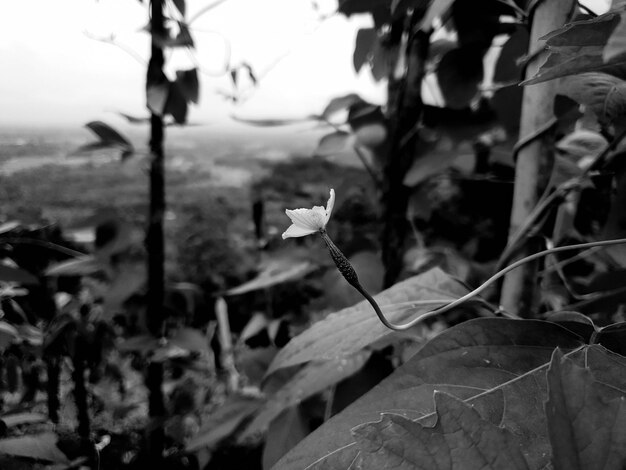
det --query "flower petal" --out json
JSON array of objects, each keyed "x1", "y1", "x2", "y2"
[
  {"x1": 282, "y1": 224, "x2": 317, "y2": 239},
  {"x1": 324, "y1": 188, "x2": 335, "y2": 225},
  {"x1": 285, "y1": 208, "x2": 322, "y2": 231}
]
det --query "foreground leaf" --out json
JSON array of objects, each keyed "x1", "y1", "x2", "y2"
[
  {"x1": 353, "y1": 392, "x2": 530, "y2": 470},
  {"x1": 546, "y1": 348, "x2": 626, "y2": 470},
  {"x1": 0, "y1": 433, "x2": 69, "y2": 464},
  {"x1": 558, "y1": 73, "x2": 626, "y2": 126},
  {"x1": 266, "y1": 268, "x2": 470, "y2": 375},
  {"x1": 242, "y1": 352, "x2": 371, "y2": 439},
  {"x1": 272, "y1": 318, "x2": 591, "y2": 470}
]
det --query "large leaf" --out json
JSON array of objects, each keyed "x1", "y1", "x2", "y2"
[
  {"x1": 558, "y1": 72, "x2": 626, "y2": 126},
  {"x1": 524, "y1": 13, "x2": 626, "y2": 85},
  {"x1": 176, "y1": 68, "x2": 199, "y2": 104},
  {"x1": 272, "y1": 318, "x2": 592, "y2": 470},
  {"x1": 266, "y1": 268, "x2": 471, "y2": 375},
  {"x1": 546, "y1": 348, "x2": 626, "y2": 470},
  {"x1": 352, "y1": 392, "x2": 531, "y2": 469},
  {"x1": 0, "y1": 433, "x2": 69, "y2": 464},
  {"x1": 242, "y1": 352, "x2": 371, "y2": 438},
  {"x1": 0, "y1": 263, "x2": 38, "y2": 285}
]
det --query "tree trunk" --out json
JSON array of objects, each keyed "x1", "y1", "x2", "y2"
[
  {"x1": 146, "y1": 0, "x2": 166, "y2": 462},
  {"x1": 381, "y1": 16, "x2": 429, "y2": 288},
  {"x1": 499, "y1": 0, "x2": 574, "y2": 317}
]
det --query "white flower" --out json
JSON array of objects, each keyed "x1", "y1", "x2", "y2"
[{"x1": 282, "y1": 188, "x2": 335, "y2": 239}]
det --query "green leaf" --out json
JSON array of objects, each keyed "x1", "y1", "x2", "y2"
[
  {"x1": 186, "y1": 396, "x2": 262, "y2": 452},
  {"x1": 75, "y1": 121, "x2": 134, "y2": 160},
  {"x1": 524, "y1": 13, "x2": 626, "y2": 85},
  {"x1": 266, "y1": 268, "x2": 471, "y2": 376},
  {"x1": 173, "y1": 0, "x2": 185, "y2": 16},
  {"x1": 0, "y1": 412, "x2": 48, "y2": 428},
  {"x1": 314, "y1": 131, "x2": 355, "y2": 157},
  {"x1": 226, "y1": 260, "x2": 314, "y2": 296},
  {"x1": 272, "y1": 318, "x2": 588, "y2": 470},
  {"x1": 45, "y1": 256, "x2": 102, "y2": 277},
  {"x1": 321, "y1": 94, "x2": 364, "y2": 121},
  {"x1": 147, "y1": 82, "x2": 169, "y2": 116},
  {"x1": 353, "y1": 392, "x2": 531, "y2": 469},
  {"x1": 242, "y1": 352, "x2": 371, "y2": 439},
  {"x1": 436, "y1": 46, "x2": 484, "y2": 109},
  {"x1": 0, "y1": 321, "x2": 19, "y2": 350},
  {"x1": 558, "y1": 73, "x2": 626, "y2": 126},
  {"x1": 354, "y1": 28, "x2": 376, "y2": 73},
  {"x1": 0, "y1": 433, "x2": 69, "y2": 464},
  {"x1": 546, "y1": 348, "x2": 626, "y2": 470},
  {"x1": 262, "y1": 406, "x2": 310, "y2": 470},
  {"x1": 165, "y1": 81, "x2": 188, "y2": 124},
  {"x1": 0, "y1": 263, "x2": 38, "y2": 285},
  {"x1": 176, "y1": 68, "x2": 199, "y2": 104}
]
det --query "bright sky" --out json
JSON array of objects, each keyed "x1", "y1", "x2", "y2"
[{"x1": 0, "y1": 0, "x2": 385, "y2": 127}]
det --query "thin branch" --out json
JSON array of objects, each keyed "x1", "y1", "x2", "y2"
[{"x1": 83, "y1": 31, "x2": 147, "y2": 65}]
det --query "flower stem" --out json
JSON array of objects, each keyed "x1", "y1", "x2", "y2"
[{"x1": 320, "y1": 231, "x2": 626, "y2": 331}]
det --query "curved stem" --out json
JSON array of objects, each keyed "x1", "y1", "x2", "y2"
[{"x1": 323, "y1": 231, "x2": 626, "y2": 331}]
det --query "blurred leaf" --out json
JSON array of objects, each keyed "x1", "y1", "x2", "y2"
[
  {"x1": 0, "y1": 413, "x2": 47, "y2": 428},
  {"x1": 186, "y1": 396, "x2": 262, "y2": 452},
  {"x1": 321, "y1": 94, "x2": 364, "y2": 121},
  {"x1": 176, "y1": 68, "x2": 200, "y2": 104},
  {"x1": 272, "y1": 319, "x2": 590, "y2": 470},
  {"x1": 0, "y1": 433, "x2": 69, "y2": 464},
  {"x1": 226, "y1": 260, "x2": 314, "y2": 296},
  {"x1": 152, "y1": 22, "x2": 194, "y2": 48},
  {"x1": 147, "y1": 82, "x2": 169, "y2": 116},
  {"x1": 173, "y1": 0, "x2": 185, "y2": 16},
  {"x1": 403, "y1": 138, "x2": 474, "y2": 187},
  {"x1": 170, "y1": 327, "x2": 210, "y2": 354},
  {"x1": 314, "y1": 131, "x2": 355, "y2": 157},
  {"x1": 0, "y1": 221, "x2": 20, "y2": 235},
  {"x1": 555, "y1": 129, "x2": 607, "y2": 158},
  {"x1": 165, "y1": 82, "x2": 188, "y2": 124},
  {"x1": 239, "y1": 313, "x2": 270, "y2": 344},
  {"x1": 266, "y1": 268, "x2": 471, "y2": 375},
  {"x1": 436, "y1": 47, "x2": 484, "y2": 109},
  {"x1": 0, "y1": 321, "x2": 19, "y2": 351},
  {"x1": 231, "y1": 116, "x2": 318, "y2": 127},
  {"x1": 45, "y1": 256, "x2": 102, "y2": 277},
  {"x1": 242, "y1": 352, "x2": 371, "y2": 438},
  {"x1": 353, "y1": 392, "x2": 530, "y2": 469},
  {"x1": 17, "y1": 324, "x2": 44, "y2": 347},
  {"x1": 559, "y1": 73, "x2": 626, "y2": 126},
  {"x1": 354, "y1": 28, "x2": 376, "y2": 73},
  {"x1": 546, "y1": 348, "x2": 626, "y2": 470},
  {"x1": 354, "y1": 122, "x2": 387, "y2": 147},
  {"x1": 338, "y1": 0, "x2": 391, "y2": 16},
  {"x1": 117, "y1": 112, "x2": 150, "y2": 124},
  {"x1": 103, "y1": 263, "x2": 146, "y2": 314},
  {"x1": 75, "y1": 121, "x2": 134, "y2": 160},
  {"x1": 118, "y1": 334, "x2": 158, "y2": 354},
  {"x1": 0, "y1": 263, "x2": 38, "y2": 285},
  {"x1": 262, "y1": 406, "x2": 310, "y2": 470}
]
